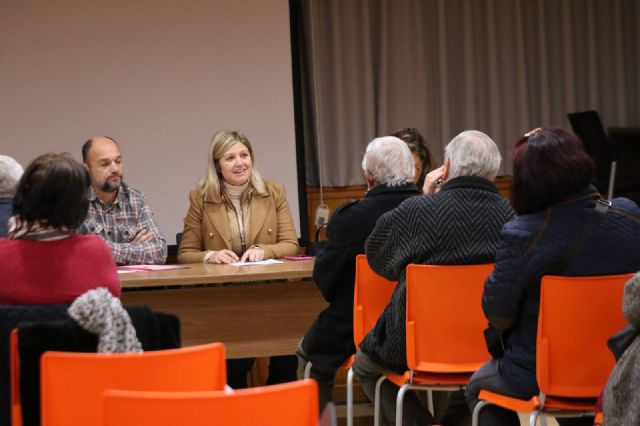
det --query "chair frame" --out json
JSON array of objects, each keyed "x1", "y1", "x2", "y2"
[{"x1": 471, "y1": 273, "x2": 632, "y2": 426}]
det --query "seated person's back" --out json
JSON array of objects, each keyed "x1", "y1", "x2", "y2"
[{"x1": 0, "y1": 153, "x2": 120, "y2": 304}]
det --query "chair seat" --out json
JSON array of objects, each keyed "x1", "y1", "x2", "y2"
[
  {"x1": 386, "y1": 371, "x2": 473, "y2": 388},
  {"x1": 414, "y1": 360, "x2": 485, "y2": 374},
  {"x1": 477, "y1": 390, "x2": 541, "y2": 413},
  {"x1": 478, "y1": 389, "x2": 597, "y2": 414}
]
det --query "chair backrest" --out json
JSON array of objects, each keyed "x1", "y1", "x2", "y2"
[
  {"x1": 353, "y1": 254, "x2": 397, "y2": 348},
  {"x1": 405, "y1": 263, "x2": 494, "y2": 373},
  {"x1": 101, "y1": 379, "x2": 319, "y2": 426},
  {"x1": 41, "y1": 343, "x2": 227, "y2": 426},
  {"x1": 536, "y1": 274, "x2": 631, "y2": 398},
  {"x1": 0, "y1": 304, "x2": 70, "y2": 426}
]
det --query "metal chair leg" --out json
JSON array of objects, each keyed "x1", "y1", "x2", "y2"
[
  {"x1": 303, "y1": 361, "x2": 312, "y2": 379},
  {"x1": 427, "y1": 389, "x2": 434, "y2": 416},
  {"x1": 471, "y1": 400, "x2": 488, "y2": 426},
  {"x1": 374, "y1": 376, "x2": 386, "y2": 426},
  {"x1": 346, "y1": 367, "x2": 354, "y2": 426},
  {"x1": 395, "y1": 384, "x2": 410, "y2": 426},
  {"x1": 529, "y1": 409, "x2": 541, "y2": 426}
]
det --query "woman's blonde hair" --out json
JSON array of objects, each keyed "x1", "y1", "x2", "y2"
[{"x1": 198, "y1": 130, "x2": 266, "y2": 203}]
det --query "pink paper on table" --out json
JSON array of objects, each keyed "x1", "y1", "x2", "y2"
[{"x1": 117, "y1": 265, "x2": 191, "y2": 272}]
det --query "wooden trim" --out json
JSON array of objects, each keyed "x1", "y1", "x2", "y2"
[{"x1": 305, "y1": 176, "x2": 513, "y2": 243}]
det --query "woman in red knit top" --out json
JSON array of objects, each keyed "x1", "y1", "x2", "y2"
[{"x1": 0, "y1": 153, "x2": 120, "y2": 304}]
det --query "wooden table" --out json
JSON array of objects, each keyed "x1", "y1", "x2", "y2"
[{"x1": 119, "y1": 260, "x2": 326, "y2": 359}]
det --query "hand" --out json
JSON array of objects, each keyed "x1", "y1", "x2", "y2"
[
  {"x1": 132, "y1": 229, "x2": 153, "y2": 243},
  {"x1": 240, "y1": 245, "x2": 265, "y2": 262},
  {"x1": 423, "y1": 165, "x2": 445, "y2": 195},
  {"x1": 206, "y1": 249, "x2": 239, "y2": 264}
]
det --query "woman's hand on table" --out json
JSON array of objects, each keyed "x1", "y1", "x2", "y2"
[
  {"x1": 206, "y1": 249, "x2": 239, "y2": 264},
  {"x1": 240, "y1": 245, "x2": 265, "y2": 263}
]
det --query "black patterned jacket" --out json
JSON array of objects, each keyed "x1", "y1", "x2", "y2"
[{"x1": 361, "y1": 176, "x2": 515, "y2": 373}]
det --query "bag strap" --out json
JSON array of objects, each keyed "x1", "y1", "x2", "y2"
[{"x1": 547, "y1": 198, "x2": 610, "y2": 275}]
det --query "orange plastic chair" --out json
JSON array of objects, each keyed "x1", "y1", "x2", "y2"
[
  {"x1": 594, "y1": 411, "x2": 604, "y2": 425},
  {"x1": 375, "y1": 263, "x2": 494, "y2": 426},
  {"x1": 303, "y1": 254, "x2": 396, "y2": 426},
  {"x1": 348, "y1": 254, "x2": 397, "y2": 426},
  {"x1": 9, "y1": 329, "x2": 22, "y2": 426},
  {"x1": 101, "y1": 379, "x2": 319, "y2": 426},
  {"x1": 40, "y1": 342, "x2": 227, "y2": 426},
  {"x1": 471, "y1": 273, "x2": 632, "y2": 426}
]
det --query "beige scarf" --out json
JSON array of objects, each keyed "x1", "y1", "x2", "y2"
[{"x1": 223, "y1": 181, "x2": 252, "y2": 255}]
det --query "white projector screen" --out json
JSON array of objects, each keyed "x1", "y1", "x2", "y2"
[{"x1": 0, "y1": 0, "x2": 300, "y2": 245}]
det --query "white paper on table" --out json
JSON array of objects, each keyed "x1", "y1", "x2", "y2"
[{"x1": 231, "y1": 259, "x2": 284, "y2": 267}]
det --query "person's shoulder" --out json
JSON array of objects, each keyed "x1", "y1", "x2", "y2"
[
  {"x1": 490, "y1": 193, "x2": 516, "y2": 216},
  {"x1": 188, "y1": 188, "x2": 204, "y2": 202},
  {"x1": 72, "y1": 234, "x2": 116, "y2": 257},
  {"x1": 117, "y1": 183, "x2": 148, "y2": 207},
  {"x1": 71, "y1": 233, "x2": 106, "y2": 246},
  {"x1": 263, "y1": 179, "x2": 285, "y2": 192},
  {"x1": 334, "y1": 199, "x2": 360, "y2": 216},
  {"x1": 611, "y1": 197, "x2": 640, "y2": 219},
  {"x1": 500, "y1": 209, "x2": 543, "y2": 240},
  {"x1": 120, "y1": 183, "x2": 145, "y2": 199},
  {"x1": 262, "y1": 180, "x2": 289, "y2": 200}
]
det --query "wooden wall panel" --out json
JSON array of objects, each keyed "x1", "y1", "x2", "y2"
[{"x1": 306, "y1": 176, "x2": 512, "y2": 243}]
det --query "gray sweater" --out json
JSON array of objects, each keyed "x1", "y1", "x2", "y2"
[{"x1": 604, "y1": 272, "x2": 640, "y2": 425}]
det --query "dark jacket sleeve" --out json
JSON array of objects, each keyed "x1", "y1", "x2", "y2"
[{"x1": 482, "y1": 227, "x2": 528, "y2": 329}]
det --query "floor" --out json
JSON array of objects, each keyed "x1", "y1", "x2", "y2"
[{"x1": 333, "y1": 401, "x2": 562, "y2": 425}]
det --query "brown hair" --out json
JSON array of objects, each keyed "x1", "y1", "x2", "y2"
[{"x1": 13, "y1": 153, "x2": 91, "y2": 229}]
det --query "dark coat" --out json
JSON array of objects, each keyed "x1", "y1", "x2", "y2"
[
  {"x1": 301, "y1": 182, "x2": 420, "y2": 373},
  {"x1": 483, "y1": 186, "x2": 640, "y2": 396},
  {"x1": 361, "y1": 176, "x2": 515, "y2": 373}
]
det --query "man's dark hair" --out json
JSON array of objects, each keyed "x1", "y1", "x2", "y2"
[
  {"x1": 511, "y1": 127, "x2": 595, "y2": 215},
  {"x1": 13, "y1": 153, "x2": 91, "y2": 229}
]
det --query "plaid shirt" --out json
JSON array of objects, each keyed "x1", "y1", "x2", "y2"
[{"x1": 80, "y1": 183, "x2": 167, "y2": 265}]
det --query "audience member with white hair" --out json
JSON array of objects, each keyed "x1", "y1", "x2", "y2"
[
  {"x1": 0, "y1": 155, "x2": 24, "y2": 237},
  {"x1": 353, "y1": 130, "x2": 515, "y2": 425},
  {"x1": 297, "y1": 136, "x2": 421, "y2": 411}
]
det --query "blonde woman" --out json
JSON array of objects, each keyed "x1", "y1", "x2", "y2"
[
  {"x1": 178, "y1": 129, "x2": 299, "y2": 387},
  {"x1": 178, "y1": 130, "x2": 298, "y2": 264}
]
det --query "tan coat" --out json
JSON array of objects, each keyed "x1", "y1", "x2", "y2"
[{"x1": 178, "y1": 180, "x2": 299, "y2": 264}]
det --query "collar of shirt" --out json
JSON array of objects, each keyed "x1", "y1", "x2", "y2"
[{"x1": 89, "y1": 183, "x2": 131, "y2": 211}]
